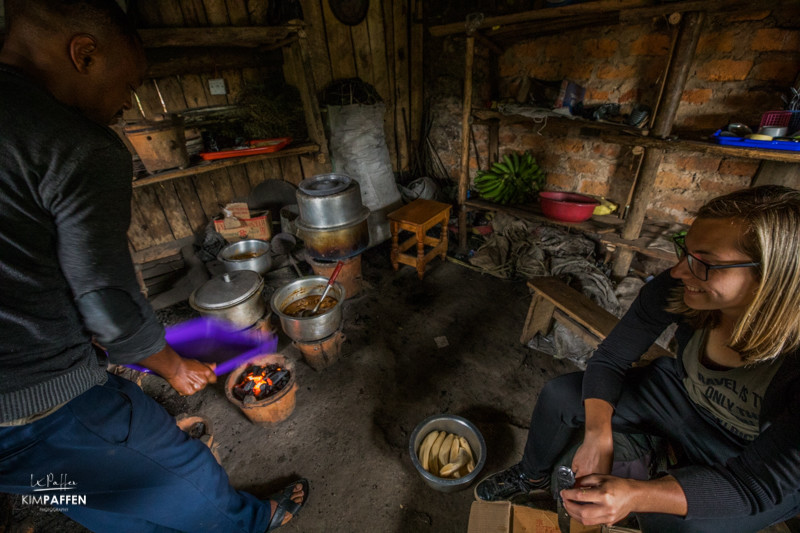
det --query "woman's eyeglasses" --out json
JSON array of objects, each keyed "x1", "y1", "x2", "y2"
[{"x1": 672, "y1": 232, "x2": 759, "y2": 281}]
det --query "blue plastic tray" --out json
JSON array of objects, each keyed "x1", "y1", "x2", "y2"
[
  {"x1": 713, "y1": 130, "x2": 800, "y2": 151},
  {"x1": 125, "y1": 317, "x2": 278, "y2": 376}
]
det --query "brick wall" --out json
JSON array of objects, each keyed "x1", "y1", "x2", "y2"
[{"x1": 427, "y1": 7, "x2": 800, "y2": 225}]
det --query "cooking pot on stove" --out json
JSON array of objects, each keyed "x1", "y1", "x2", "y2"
[
  {"x1": 271, "y1": 276, "x2": 346, "y2": 342},
  {"x1": 296, "y1": 173, "x2": 368, "y2": 229},
  {"x1": 296, "y1": 210, "x2": 370, "y2": 260},
  {"x1": 189, "y1": 270, "x2": 265, "y2": 329}
]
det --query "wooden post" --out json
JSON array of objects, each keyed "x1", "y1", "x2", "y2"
[
  {"x1": 458, "y1": 36, "x2": 475, "y2": 252},
  {"x1": 290, "y1": 37, "x2": 329, "y2": 169},
  {"x1": 488, "y1": 120, "x2": 499, "y2": 165},
  {"x1": 611, "y1": 11, "x2": 704, "y2": 279}
]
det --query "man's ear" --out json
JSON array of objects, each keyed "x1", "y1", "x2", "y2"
[{"x1": 69, "y1": 34, "x2": 98, "y2": 74}]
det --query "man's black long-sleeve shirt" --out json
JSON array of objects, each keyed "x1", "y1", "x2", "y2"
[{"x1": 0, "y1": 64, "x2": 165, "y2": 422}]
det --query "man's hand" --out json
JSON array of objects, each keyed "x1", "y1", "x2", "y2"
[{"x1": 136, "y1": 344, "x2": 217, "y2": 395}]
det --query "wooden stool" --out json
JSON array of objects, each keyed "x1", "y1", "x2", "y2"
[{"x1": 388, "y1": 199, "x2": 452, "y2": 280}]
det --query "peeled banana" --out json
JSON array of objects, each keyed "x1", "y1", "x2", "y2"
[
  {"x1": 428, "y1": 431, "x2": 446, "y2": 474},
  {"x1": 439, "y1": 433, "x2": 455, "y2": 468},
  {"x1": 417, "y1": 430, "x2": 477, "y2": 479},
  {"x1": 471, "y1": 151, "x2": 546, "y2": 205},
  {"x1": 418, "y1": 430, "x2": 439, "y2": 472}
]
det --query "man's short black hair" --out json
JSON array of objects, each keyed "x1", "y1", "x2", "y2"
[{"x1": 5, "y1": 0, "x2": 140, "y2": 45}]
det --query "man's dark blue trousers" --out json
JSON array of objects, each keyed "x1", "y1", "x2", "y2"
[{"x1": 0, "y1": 373, "x2": 271, "y2": 532}]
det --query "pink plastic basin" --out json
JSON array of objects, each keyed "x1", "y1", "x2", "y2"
[{"x1": 539, "y1": 191, "x2": 599, "y2": 222}]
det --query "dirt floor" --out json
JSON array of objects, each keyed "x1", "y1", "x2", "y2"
[{"x1": 5, "y1": 238, "x2": 586, "y2": 532}]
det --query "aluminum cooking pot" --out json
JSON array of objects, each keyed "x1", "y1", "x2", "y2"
[
  {"x1": 296, "y1": 211, "x2": 370, "y2": 261},
  {"x1": 218, "y1": 239, "x2": 272, "y2": 275},
  {"x1": 189, "y1": 270, "x2": 265, "y2": 329},
  {"x1": 271, "y1": 276, "x2": 345, "y2": 342},
  {"x1": 296, "y1": 174, "x2": 367, "y2": 229}
]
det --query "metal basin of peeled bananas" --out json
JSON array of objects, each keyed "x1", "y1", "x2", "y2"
[{"x1": 417, "y1": 430, "x2": 476, "y2": 479}]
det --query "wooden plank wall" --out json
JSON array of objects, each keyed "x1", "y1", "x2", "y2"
[
  {"x1": 126, "y1": 0, "x2": 422, "y2": 261},
  {"x1": 126, "y1": 0, "x2": 320, "y2": 260},
  {"x1": 297, "y1": 0, "x2": 423, "y2": 174}
]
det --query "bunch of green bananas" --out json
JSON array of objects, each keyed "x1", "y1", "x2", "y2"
[{"x1": 472, "y1": 152, "x2": 545, "y2": 205}]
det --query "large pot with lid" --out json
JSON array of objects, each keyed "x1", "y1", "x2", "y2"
[
  {"x1": 296, "y1": 173, "x2": 369, "y2": 229},
  {"x1": 296, "y1": 212, "x2": 370, "y2": 260},
  {"x1": 189, "y1": 270, "x2": 265, "y2": 329}
]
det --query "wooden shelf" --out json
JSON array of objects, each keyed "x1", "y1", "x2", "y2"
[
  {"x1": 464, "y1": 198, "x2": 679, "y2": 262},
  {"x1": 131, "y1": 142, "x2": 319, "y2": 188},
  {"x1": 472, "y1": 108, "x2": 650, "y2": 137},
  {"x1": 474, "y1": 108, "x2": 800, "y2": 163},
  {"x1": 139, "y1": 25, "x2": 303, "y2": 49},
  {"x1": 601, "y1": 134, "x2": 800, "y2": 164},
  {"x1": 429, "y1": 0, "x2": 773, "y2": 42}
]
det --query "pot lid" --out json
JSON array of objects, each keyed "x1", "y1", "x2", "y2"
[
  {"x1": 192, "y1": 270, "x2": 263, "y2": 309},
  {"x1": 298, "y1": 173, "x2": 352, "y2": 196}
]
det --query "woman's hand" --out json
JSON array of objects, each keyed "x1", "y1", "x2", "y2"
[
  {"x1": 561, "y1": 474, "x2": 688, "y2": 526},
  {"x1": 572, "y1": 437, "x2": 613, "y2": 478},
  {"x1": 561, "y1": 475, "x2": 637, "y2": 526},
  {"x1": 573, "y1": 398, "x2": 615, "y2": 477}
]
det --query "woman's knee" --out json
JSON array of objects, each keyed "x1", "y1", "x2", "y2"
[{"x1": 537, "y1": 372, "x2": 584, "y2": 412}]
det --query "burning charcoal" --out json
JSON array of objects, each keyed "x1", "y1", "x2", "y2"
[
  {"x1": 233, "y1": 386, "x2": 246, "y2": 401},
  {"x1": 243, "y1": 394, "x2": 256, "y2": 405},
  {"x1": 242, "y1": 380, "x2": 255, "y2": 393},
  {"x1": 266, "y1": 369, "x2": 288, "y2": 385}
]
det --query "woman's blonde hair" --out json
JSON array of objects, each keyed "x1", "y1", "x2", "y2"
[{"x1": 668, "y1": 185, "x2": 800, "y2": 363}]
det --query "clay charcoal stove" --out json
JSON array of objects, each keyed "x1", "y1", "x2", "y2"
[{"x1": 232, "y1": 364, "x2": 291, "y2": 403}]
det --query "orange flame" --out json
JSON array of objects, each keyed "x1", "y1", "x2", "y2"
[{"x1": 241, "y1": 366, "x2": 283, "y2": 397}]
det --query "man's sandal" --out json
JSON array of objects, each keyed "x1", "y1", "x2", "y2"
[{"x1": 265, "y1": 478, "x2": 309, "y2": 532}]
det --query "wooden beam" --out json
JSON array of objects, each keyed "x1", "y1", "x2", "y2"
[
  {"x1": 131, "y1": 143, "x2": 320, "y2": 188},
  {"x1": 145, "y1": 46, "x2": 284, "y2": 77},
  {"x1": 483, "y1": 13, "x2": 620, "y2": 43},
  {"x1": 132, "y1": 235, "x2": 196, "y2": 264},
  {"x1": 600, "y1": 134, "x2": 800, "y2": 164},
  {"x1": 612, "y1": 11, "x2": 704, "y2": 279},
  {"x1": 290, "y1": 36, "x2": 330, "y2": 168},
  {"x1": 430, "y1": 0, "x2": 649, "y2": 36},
  {"x1": 458, "y1": 36, "x2": 475, "y2": 252},
  {"x1": 138, "y1": 25, "x2": 301, "y2": 48}
]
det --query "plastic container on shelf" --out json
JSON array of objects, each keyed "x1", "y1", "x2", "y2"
[
  {"x1": 759, "y1": 110, "x2": 793, "y2": 129},
  {"x1": 539, "y1": 191, "x2": 599, "y2": 222},
  {"x1": 712, "y1": 130, "x2": 800, "y2": 152}
]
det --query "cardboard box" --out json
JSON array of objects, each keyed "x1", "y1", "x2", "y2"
[
  {"x1": 468, "y1": 501, "x2": 639, "y2": 533},
  {"x1": 213, "y1": 203, "x2": 272, "y2": 243}
]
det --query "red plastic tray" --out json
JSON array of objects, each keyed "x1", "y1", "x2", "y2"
[{"x1": 199, "y1": 137, "x2": 292, "y2": 161}]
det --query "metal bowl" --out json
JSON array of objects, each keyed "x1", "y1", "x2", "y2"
[
  {"x1": 409, "y1": 414, "x2": 487, "y2": 493},
  {"x1": 218, "y1": 239, "x2": 272, "y2": 275}
]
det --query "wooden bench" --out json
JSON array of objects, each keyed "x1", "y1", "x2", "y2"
[{"x1": 520, "y1": 276, "x2": 674, "y2": 362}]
